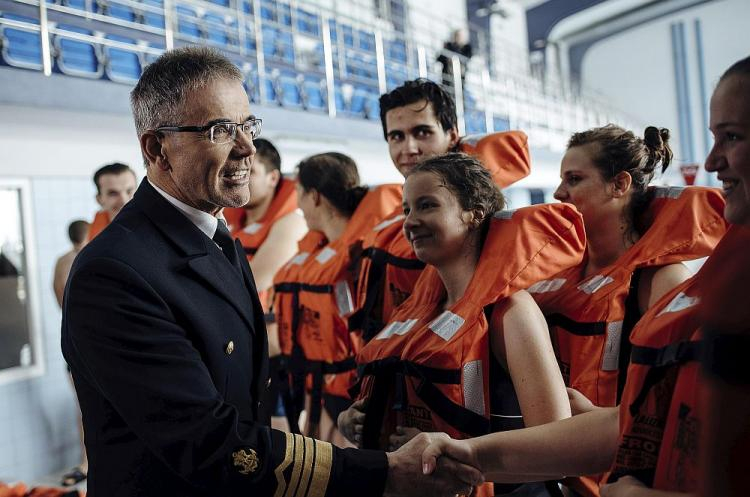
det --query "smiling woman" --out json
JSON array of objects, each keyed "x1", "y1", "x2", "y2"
[{"x1": 342, "y1": 152, "x2": 586, "y2": 497}]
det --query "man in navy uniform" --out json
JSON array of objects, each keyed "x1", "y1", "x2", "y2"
[{"x1": 61, "y1": 47, "x2": 482, "y2": 497}]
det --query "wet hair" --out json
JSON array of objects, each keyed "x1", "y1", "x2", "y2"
[
  {"x1": 567, "y1": 124, "x2": 673, "y2": 232},
  {"x1": 410, "y1": 152, "x2": 505, "y2": 230},
  {"x1": 378, "y1": 78, "x2": 457, "y2": 140},
  {"x1": 253, "y1": 138, "x2": 281, "y2": 173},
  {"x1": 720, "y1": 55, "x2": 750, "y2": 81},
  {"x1": 130, "y1": 47, "x2": 243, "y2": 138},
  {"x1": 68, "y1": 220, "x2": 90, "y2": 245},
  {"x1": 93, "y1": 162, "x2": 136, "y2": 194},
  {"x1": 296, "y1": 152, "x2": 368, "y2": 217}
]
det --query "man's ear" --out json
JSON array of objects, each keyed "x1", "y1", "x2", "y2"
[
  {"x1": 140, "y1": 131, "x2": 170, "y2": 171},
  {"x1": 95, "y1": 193, "x2": 104, "y2": 208},
  {"x1": 311, "y1": 189, "x2": 321, "y2": 207},
  {"x1": 269, "y1": 169, "x2": 282, "y2": 189},
  {"x1": 612, "y1": 171, "x2": 632, "y2": 198},
  {"x1": 447, "y1": 126, "x2": 460, "y2": 149}
]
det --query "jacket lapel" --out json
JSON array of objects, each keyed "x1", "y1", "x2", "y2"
[{"x1": 134, "y1": 180, "x2": 258, "y2": 333}]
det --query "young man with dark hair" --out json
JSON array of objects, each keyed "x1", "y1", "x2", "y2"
[
  {"x1": 347, "y1": 78, "x2": 532, "y2": 343},
  {"x1": 88, "y1": 162, "x2": 137, "y2": 240}
]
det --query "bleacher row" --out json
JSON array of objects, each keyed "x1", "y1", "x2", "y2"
[{"x1": 0, "y1": 0, "x2": 504, "y2": 132}]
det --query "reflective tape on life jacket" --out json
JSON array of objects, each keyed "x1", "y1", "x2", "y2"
[
  {"x1": 355, "y1": 203, "x2": 586, "y2": 446},
  {"x1": 351, "y1": 131, "x2": 532, "y2": 342},
  {"x1": 274, "y1": 185, "x2": 402, "y2": 430},
  {"x1": 531, "y1": 186, "x2": 727, "y2": 408},
  {"x1": 87, "y1": 210, "x2": 111, "y2": 241},
  {"x1": 232, "y1": 178, "x2": 299, "y2": 313}
]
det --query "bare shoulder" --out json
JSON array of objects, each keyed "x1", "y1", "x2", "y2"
[{"x1": 638, "y1": 263, "x2": 692, "y2": 312}]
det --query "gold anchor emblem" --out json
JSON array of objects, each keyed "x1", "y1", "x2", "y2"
[{"x1": 232, "y1": 448, "x2": 260, "y2": 475}]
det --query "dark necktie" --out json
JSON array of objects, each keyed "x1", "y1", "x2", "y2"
[{"x1": 213, "y1": 220, "x2": 242, "y2": 276}]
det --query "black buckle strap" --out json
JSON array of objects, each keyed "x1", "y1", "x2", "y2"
[
  {"x1": 306, "y1": 357, "x2": 358, "y2": 426},
  {"x1": 545, "y1": 313, "x2": 607, "y2": 336},
  {"x1": 358, "y1": 358, "x2": 489, "y2": 448}
]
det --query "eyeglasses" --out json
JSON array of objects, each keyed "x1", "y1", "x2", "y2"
[{"x1": 155, "y1": 118, "x2": 262, "y2": 145}]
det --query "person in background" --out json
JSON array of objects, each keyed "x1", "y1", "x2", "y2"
[
  {"x1": 53, "y1": 219, "x2": 90, "y2": 486},
  {"x1": 437, "y1": 28, "x2": 472, "y2": 92},
  {"x1": 87, "y1": 162, "x2": 137, "y2": 241},
  {"x1": 53, "y1": 220, "x2": 89, "y2": 307},
  {"x1": 226, "y1": 138, "x2": 307, "y2": 429}
]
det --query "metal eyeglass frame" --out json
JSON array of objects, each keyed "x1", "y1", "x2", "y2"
[{"x1": 155, "y1": 118, "x2": 263, "y2": 144}]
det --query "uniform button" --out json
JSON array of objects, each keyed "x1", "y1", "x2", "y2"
[
  {"x1": 225, "y1": 341, "x2": 235, "y2": 355},
  {"x1": 266, "y1": 377, "x2": 272, "y2": 388}
]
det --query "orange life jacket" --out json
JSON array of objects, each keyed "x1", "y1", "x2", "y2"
[
  {"x1": 531, "y1": 186, "x2": 726, "y2": 408},
  {"x1": 609, "y1": 225, "x2": 749, "y2": 493},
  {"x1": 354, "y1": 203, "x2": 586, "y2": 496},
  {"x1": 350, "y1": 131, "x2": 532, "y2": 342},
  {"x1": 87, "y1": 210, "x2": 111, "y2": 241},
  {"x1": 232, "y1": 178, "x2": 299, "y2": 313},
  {"x1": 609, "y1": 272, "x2": 703, "y2": 492},
  {"x1": 274, "y1": 184, "x2": 402, "y2": 430}
]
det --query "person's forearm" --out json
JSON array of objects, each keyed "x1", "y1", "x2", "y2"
[{"x1": 469, "y1": 406, "x2": 618, "y2": 481}]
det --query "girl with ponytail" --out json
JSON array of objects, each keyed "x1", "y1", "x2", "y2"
[{"x1": 273, "y1": 152, "x2": 402, "y2": 444}]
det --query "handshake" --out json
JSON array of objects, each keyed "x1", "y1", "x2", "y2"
[
  {"x1": 383, "y1": 432, "x2": 482, "y2": 497},
  {"x1": 340, "y1": 398, "x2": 482, "y2": 497}
]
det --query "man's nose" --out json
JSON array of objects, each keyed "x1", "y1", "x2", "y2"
[{"x1": 233, "y1": 133, "x2": 256, "y2": 158}]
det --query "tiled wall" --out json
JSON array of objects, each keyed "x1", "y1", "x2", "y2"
[{"x1": 0, "y1": 177, "x2": 98, "y2": 482}]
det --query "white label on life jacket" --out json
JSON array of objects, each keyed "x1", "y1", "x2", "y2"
[
  {"x1": 335, "y1": 280, "x2": 354, "y2": 317},
  {"x1": 429, "y1": 311, "x2": 466, "y2": 341},
  {"x1": 601, "y1": 321, "x2": 623, "y2": 371},
  {"x1": 243, "y1": 222, "x2": 263, "y2": 234},
  {"x1": 657, "y1": 292, "x2": 700, "y2": 316},
  {"x1": 376, "y1": 318, "x2": 419, "y2": 340},
  {"x1": 527, "y1": 278, "x2": 567, "y2": 294},
  {"x1": 463, "y1": 360, "x2": 485, "y2": 416},
  {"x1": 372, "y1": 214, "x2": 405, "y2": 232},
  {"x1": 654, "y1": 186, "x2": 685, "y2": 199},
  {"x1": 493, "y1": 209, "x2": 517, "y2": 220},
  {"x1": 290, "y1": 252, "x2": 310, "y2": 266},
  {"x1": 315, "y1": 246, "x2": 337, "y2": 264},
  {"x1": 578, "y1": 275, "x2": 614, "y2": 295}
]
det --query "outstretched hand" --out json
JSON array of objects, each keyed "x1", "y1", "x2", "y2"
[{"x1": 385, "y1": 432, "x2": 484, "y2": 497}]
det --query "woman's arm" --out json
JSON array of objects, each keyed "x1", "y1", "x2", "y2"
[
  {"x1": 490, "y1": 290, "x2": 570, "y2": 427},
  {"x1": 422, "y1": 406, "x2": 620, "y2": 482},
  {"x1": 638, "y1": 263, "x2": 692, "y2": 314}
]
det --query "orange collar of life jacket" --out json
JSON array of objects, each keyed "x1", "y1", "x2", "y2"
[{"x1": 87, "y1": 210, "x2": 112, "y2": 241}]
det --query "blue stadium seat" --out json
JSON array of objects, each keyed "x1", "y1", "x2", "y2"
[
  {"x1": 334, "y1": 86, "x2": 347, "y2": 114},
  {"x1": 357, "y1": 30, "x2": 375, "y2": 52},
  {"x1": 244, "y1": 29, "x2": 257, "y2": 52},
  {"x1": 54, "y1": 24, "x2": 102, "y2": 78},
  {"x1": 204, "y1": 12, "x2": 231, "y2": 47},
  {"x1": 327, "y1": 19, "x2": 337, "y2": 42},
  {"x1": 260, "y1": 0, "x2": 274, "y2": 21},
  {"x1": 261, "y1": 25, "x2": 277, "y2": 58},
  {"x1": 277, "y1": 2, "x2": 292, "y2": 26},
  {"x1": 349, "y1": 86, "x2": 372, "y2": 117},
  {"x1": 262, "y1": 73, "x2": 278, "y2": 104},
  {"x1": 278, "y1": 72, "x2": 302, "y2": 108},
  {"x1": 176, "y1": 5, "x2": 201, "y2": 39},
  {"x1": 274, "y1": 30, "x2": 294, "y2": 64},
  {"x1": 104, "y1": 34, "x2": 141, "y2": 83},
  {"x1": 302, "y1": 77, "x2": 326, "y2": 112},
  {"x1": 207, "y1": 0, "x2": 229, "y2": 6},
  {"x1": 296, "y1": 8, "x2": 319, "y2": 36},
  {"x1": 492, "y1": 116, "x2": 510, "y2": 132},
  {"x1": 0, "y1": 13, "x2": 43, "y2": 70},
  {"x1": 63, "y1": 0, "x2": 87, "y2": 11},
  {"x1": 242, "y1": 0, "x2": 252, "y2": 14},
  {"x1": 387, "y1": 39, "x2": 407, "y2": 63},
  {"x1": 465, "y1": 110, "x2": 486, "y2": 134},
  {"x1": 99, "y1": 0, "x2": 137, "y2": 22},
  {"x1": 141, "y1": 0, "x2": 165, "y2": 29},
  {"x1": 244, "y1": 70, "x2": 259, "y2": 102},
  {"x1": 365, "y1": 92, "x2": 380, "y2": 120},
  {"x1": 340, "y1": 23, "x2": 353, "y2": 47}
]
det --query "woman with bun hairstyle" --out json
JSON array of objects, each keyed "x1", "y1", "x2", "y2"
[
  {"x1": 273, "y1": 152, "x2": 401, "y2": 444},
  {"x1": 341, "y1": 153, "x2": 588, "y2": 496},
  {"x1": 529, "y1": 125, "x2": 726, "y2": 496}
]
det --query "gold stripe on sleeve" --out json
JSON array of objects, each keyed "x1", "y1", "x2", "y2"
[
  {"x1": 294, "y1": 436, "x2": 316, "y2": 497},
  {"x1": 286, "y1": 434, "x2": 306, "y2": 497},
  {"x1": 307, "y1": 440, "x2": 333, "y2": 497},
  {"x1": 273, "y1": 432, "x2": 295, "y2": 497}
]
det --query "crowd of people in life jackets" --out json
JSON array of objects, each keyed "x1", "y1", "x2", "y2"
[{"x1": 72, "y1": 54, "x2": 749, "y2": 497}]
